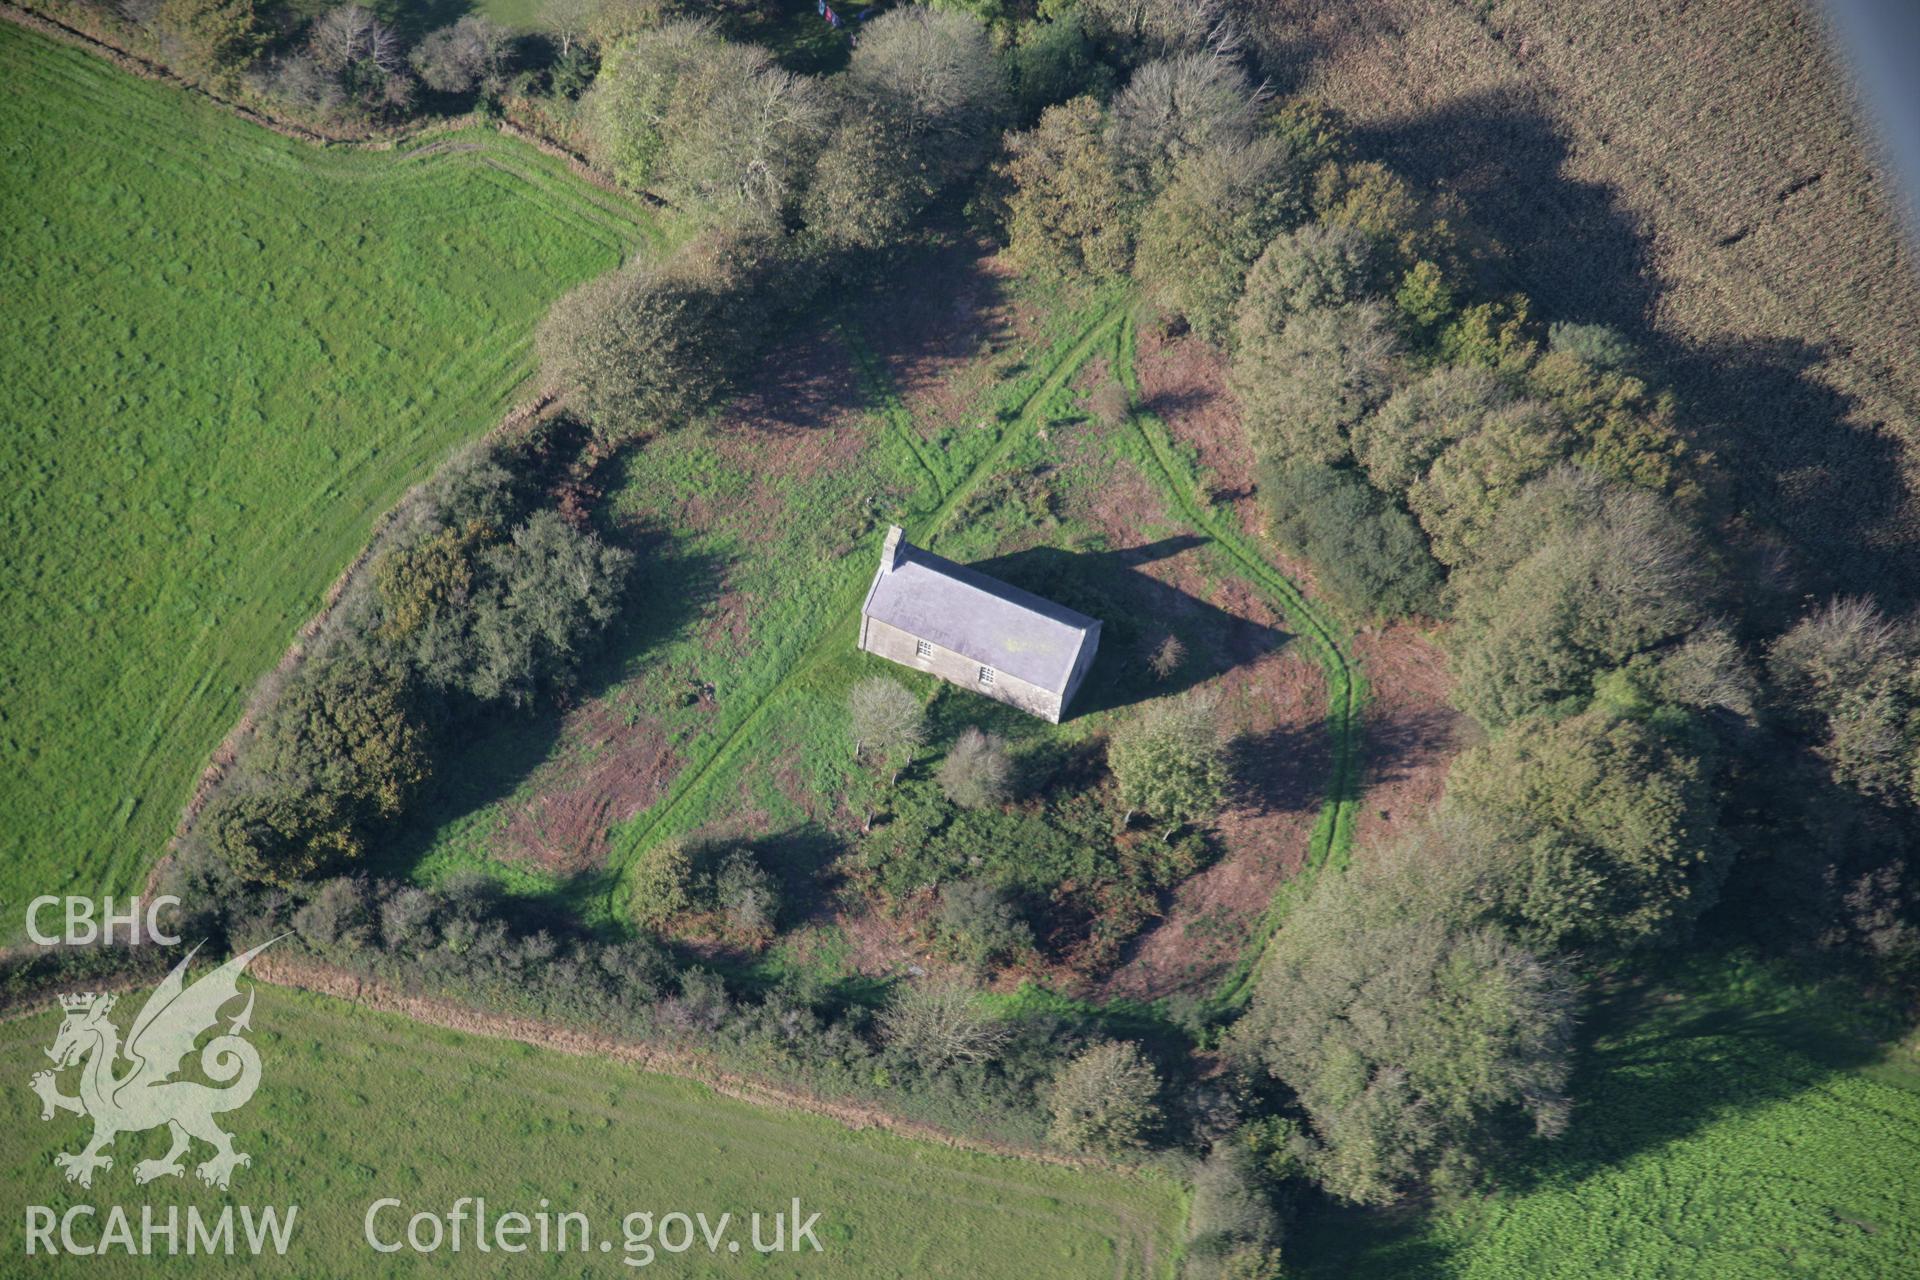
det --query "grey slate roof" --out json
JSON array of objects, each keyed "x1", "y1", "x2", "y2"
[{"x1": 861, "y1": 531, "x2": 1098, "y2": 693}]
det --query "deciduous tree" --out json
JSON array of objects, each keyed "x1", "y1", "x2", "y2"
[
  {"x1": 1406, "y1": 399, "x2": 1571, "y2": 567},
  {"x1": 411, "y1": 16, "x2": 512, "y2": 95},
  {"x1": 156, "y1": 0, "x2": 261, "y2": 86},
  {"x1": 1349, "y1": 363, "x2": 1510, "y2": 499},
  {"x1": 1449, "y1": 472, "x2": 1713, "y2": 725},
  {"x1": 1048, "y1": 1041, "x2": 1162, "y2": 1152},
  {"x1": 536, "y1": 234, "x2": 767, "y2": 440},
  {"x1": 1769, "y1": 598, "x2": 1920, "y2": 806},
  {"x1": 1108, "y1": 690, "x2": 1231, "y2": 834},
  {"x1": 1238, "y1": 222, "x2": 1377, "y2": 329},
  {"x1": 801, "y1": 109, "x2": 927, "y2": 253},
  {"x1": 1105, "y1": 52, "x2": 1256, "y2": 195},
  {"x1": 846, "y1": 5, "x2": 1008, "y2": 190},
  {"x1": 850, "y1": 676, "x2": 926, "y2": 780},
  {"x1": 629, "y1": 837, "x2": 695, "y2": 928},
  {"x1": 938, "y1": 727, "x2": 1012, "y2": 809},
  {"x1": 1133, "y1": 137, "x2": 1303, "y2": 345},
  {"x1": 878, "y1": 977, "x2": 1010, "y2": 1070},
  {"x1": 1231, "y1": 300, "x2": 1403, "y2": 465},
  {"x1": 1002, "y1": 97, "x2": 1135, "y2": 279},
  {"x1": 1445, "y1": 706, "x2": 1729, "y2": 949},
  {"x1": 1238, "y1": 838, "x2": 1575, "y2": 1203}
]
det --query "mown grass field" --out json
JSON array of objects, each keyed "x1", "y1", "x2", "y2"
[
  {"x1": 0, "y1": 23, "x2": 661, "y2": 921},
  {"x1": 1292, "y1": 951, "x2": 1920, "y2": 1279},
  {"x1": 1262, "y1": 0, "x2": 1920, "y2": 599},
  {"x1": 0, "y1": 984, "x2": 1185, "y2": 1276}
]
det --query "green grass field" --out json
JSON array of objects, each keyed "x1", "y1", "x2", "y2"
[
  {"x1": 0, "y1": 24, "x2": 662, "y2": 920},
  {"x1": 1293, "y1": 952, "x2": 1920, "y2": 1279},
  {"x1": 0, "y1": 984, "x2": 1185, "y2": 1275}
]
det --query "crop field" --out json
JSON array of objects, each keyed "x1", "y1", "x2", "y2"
[
  {"x1": 0, "y1": 24, "x2": 661, "y2": 919},
  {"x1": 1292, "y1": 952, "x2": 1920, "y2": 1279},
  {"x1": 1262, "y1": 0, "x2": 1920, "y2": 600},
  {"x1": 385, "y1": 247, "x2": 1370, "y2": 1000},
  {"x1": 0, "y1": 983, "x2": 1185, "y2": 1275}
]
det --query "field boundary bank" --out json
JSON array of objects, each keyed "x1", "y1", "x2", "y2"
[
  {"x1": 1109, "y1": 314, "x2": 1367, "y2": 1013},
  {"x1": 242, "y1": 955, "x2": 1125, "y2": 1173},
  {"x1": 146, "y1": 394, "x2": 566, "y2": 897},
  {"x1": 0, "y1": 1, "x2": 655, "y2": 203}
]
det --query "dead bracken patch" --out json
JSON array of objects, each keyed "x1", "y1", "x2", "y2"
[
  {"x1": 499, "y1": 701, "x2": 685, "y2": 873},
  {"x1": 1350, "y1": 621, "x2": 1474, "y2": 851},
  {"x1": 850, "y1": 239, "x2": 1027, "y2": 437},
  {"x1": 1133, "y1": 323, "x2": 1327, "y2": 595},
  {"x1": 710, "y1": 324, "x2": 867, "y2": 480},
  {"x1": 1102, "y1": 646, "x2": 1330, "y2": 1002}
]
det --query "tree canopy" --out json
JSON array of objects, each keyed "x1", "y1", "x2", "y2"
[
  {"x1": 1238, "y1": 839, "x2": 1575, "y2": 1204},
  {"x1": 1445, "y1": 706, "x2": 1730, "y2": 949},
  {"x1": 1108, "y1": 690, "x2": 1233, "y2": 833}
]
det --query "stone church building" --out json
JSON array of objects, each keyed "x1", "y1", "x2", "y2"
[{"x1": 857, "y1": 525, "x2": 1102, "y2": 723}]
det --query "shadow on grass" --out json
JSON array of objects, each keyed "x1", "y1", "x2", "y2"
[
  {"x1": 1288, "y1": 949, "x2": 1914, "y2": 1278},
  {"x1": 369, "y1": 517, "x2": 724, "y2": 927},
  {"x1": 1345, "y1": 88, "x2": 1918, "y2": 608},
  {"x1": 714, "y1": 0, "x2": 883, "y2": 75},
  {"x1": 965, "y1": 535, "x2": 1292, "y2": 722},
  {"x1": 1494, "y1": 949, "x2": 1905, "y2": 1195}
]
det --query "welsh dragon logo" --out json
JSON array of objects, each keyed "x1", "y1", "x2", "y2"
[{"x1": 30, "y1": 938, "x2": 278, "y2": 1190}]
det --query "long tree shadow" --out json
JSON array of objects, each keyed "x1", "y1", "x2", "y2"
[
  {"x1": 1228, "y1": 719, "x2": 1333, "y2": 826},
  {"x1": 1348, "y1": 88, "x2": 1659, "y2": 336},
  {"x1": 1290, "y1": 949, "x2": 1911, "y2": 1278},
  {"x1": 1352, "y1": 89, "x2": 1920, "y2": 607},
  {"x1": 1678, "y1": 334, "x2": 1918, "y2": 607},
  {"x1": 1495, "y1": 949, "x2": 1906, "y2": 1196},
  {"x1": 369, "y1": 516, "x2": 724, "y2": 916}
]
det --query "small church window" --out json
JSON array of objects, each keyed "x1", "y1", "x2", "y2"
[
  {"x1": 916, "y1": 638, "x2": 933, "y2": 658},
  {"x1": 979, "y1": 666, "x2": 994, "y2": 686}
]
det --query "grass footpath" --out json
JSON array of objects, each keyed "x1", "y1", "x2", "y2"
[
  {"x1": 404, "y1": 285, "x2": 1367, "y2": 1013},
  {"x1": 0, "y1": 22, "x2": 660, "y2": 919},
  {"x1": 1107, "y1": 314, "x2": 1366, "y2": 1013},
  {"x1": 0, "y1": 984, "x2": 1186, "y2": 1276},
  {"x1": 597, "y1": 300, "x2": 1130, "y2": 922}
]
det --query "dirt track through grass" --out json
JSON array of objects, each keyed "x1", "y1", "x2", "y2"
[{"x1": 1108, "y1": 315, "x2": 1367, "y2": 1010}]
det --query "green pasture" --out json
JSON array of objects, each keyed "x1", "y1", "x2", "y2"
[
  {"x1": 1294, "y1": 951, "x2": 1920, "y2": 1279},
  {"x1": 0, "y1": 983, "x2": 1185, "y2": 1275},
  {"x1": 0, "y1": 24, "x2": 661, "y2": 923}
]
